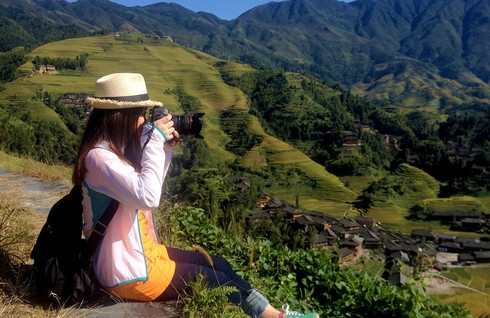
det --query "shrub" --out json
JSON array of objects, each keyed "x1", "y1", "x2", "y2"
[{"x1": 0, "y1": 192, "x2": 36, "y2": 289}]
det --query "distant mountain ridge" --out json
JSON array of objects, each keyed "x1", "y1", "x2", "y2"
[{"x1": 1, "y1": 0, "x2": 489, "y2": 108}]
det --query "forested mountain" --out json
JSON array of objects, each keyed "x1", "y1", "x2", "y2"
[{"x1": 0, "y1": 0, "x2": 489, "y2": 109}]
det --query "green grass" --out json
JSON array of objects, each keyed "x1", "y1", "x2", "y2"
[
  {"x1": 424, "y1": 196, "x2": 488, "y2": 214},
  {"x1": 0, "y1": 151, "x2": 71, "y2": 182},
  {"x1": 366, "y1": 164, "x2": 440, "y2": 210},
  {"x1": 366, "y1": 205, "x2": 470, "y2": 235}
]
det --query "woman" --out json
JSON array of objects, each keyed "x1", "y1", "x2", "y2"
[{"x1": 73, "y1": 73, "x2": 319, "y2": 318}]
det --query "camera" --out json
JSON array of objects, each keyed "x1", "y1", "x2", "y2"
[{"x1": 149, "y1": 106, "x2": 204, "y2": 138}]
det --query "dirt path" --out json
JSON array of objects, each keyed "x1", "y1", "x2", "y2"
[{"x1": 0, "y1": 168, "x2": 70, "y2": 214}]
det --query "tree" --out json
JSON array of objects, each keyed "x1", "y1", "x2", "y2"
[{"x1": 408, "y1": 203, "x2": 431, "y2": 220}]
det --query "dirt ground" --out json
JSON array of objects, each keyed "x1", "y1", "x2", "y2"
[
  {"x1": 424, "y1": 253, "x2": 461, "y2": 295},
  {"x1": 0, "y1": 168, "x2": 69, "y2": 214},
  {"x1": 424, "y1": 252, "x2": 488, "y2": 296},
  {"x1": 424, "y1": 276, "x2": 461, "y2": 295}
]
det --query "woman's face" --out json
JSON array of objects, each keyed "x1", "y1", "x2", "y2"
[
  {"x1": 137, "y1": 108, "x2": 147, "y2": 134},
  {"x1": 137, "y1": 114, "x2": 146, "y2": 134}
]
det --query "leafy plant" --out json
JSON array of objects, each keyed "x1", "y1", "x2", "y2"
[{"x1": 180, "y1": 274, "x2": 248, "y2": 318}]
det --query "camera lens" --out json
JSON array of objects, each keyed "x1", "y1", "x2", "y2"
[
  {"x1": 173, "y1": 113, "x2": 204, "y2": 138},
  {"x1": 173, "y1": 115, "x2": 190, "y2": 135}
]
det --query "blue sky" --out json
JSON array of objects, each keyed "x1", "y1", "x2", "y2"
[{"x1": 67, "y1": 0, "x2": 353, "y2": 21}]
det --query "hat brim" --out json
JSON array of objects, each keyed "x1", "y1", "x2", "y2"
[{"x1": 86, "y1": 97, "x2": 163, "y2": 109}]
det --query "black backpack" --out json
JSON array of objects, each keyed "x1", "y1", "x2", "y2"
[{"x1": 30, "y1": 186, "x2": 118, "y2": 304}]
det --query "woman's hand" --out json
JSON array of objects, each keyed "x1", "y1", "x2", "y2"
[
  {"x1": 153, "y1": 113, "x2": 181, "y2": 150},
  {"x1": 164, "y1": 131, "x2": 181, "y2": 151},
  {"x1": 154, "y1": 113, "x2": 174, "y2": 139}
]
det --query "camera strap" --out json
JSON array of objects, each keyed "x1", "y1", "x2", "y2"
[{"x1": 142, "y1": 124, "x2": 156, "y2": 151}]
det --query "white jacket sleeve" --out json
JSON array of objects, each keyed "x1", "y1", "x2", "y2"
[{"x1": 84, "y1": 123, "x2": 172, "y2": 210}]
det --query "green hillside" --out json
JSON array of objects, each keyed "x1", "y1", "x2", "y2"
[
  {"x1": 2, "y1": 33, "x2": 489, "y2": 223},
  {"x1": 2, "y1": 34, "x2": 356, "y2": 214},
  {"x1": 366, "y1": 163, "x2": 440, "y2": 209}
]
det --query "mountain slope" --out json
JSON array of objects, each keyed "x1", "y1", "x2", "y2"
[
  {"x1": 2, "y1": 35, "x2": 356, "y2": 213},
  {"x1": 0, "y1": 0, "x2": 489, "y2": 109}
]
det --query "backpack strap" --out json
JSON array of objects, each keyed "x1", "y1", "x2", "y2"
[{"x1": 86, "y1": 199, "x2": 120, "y2": 258}]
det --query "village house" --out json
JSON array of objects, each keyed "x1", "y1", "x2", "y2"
[
  {"x1": 314, "y1": 229, "x2": 339, "y2": 247},
  {"x1": 471, "y1": 164, "x2": 487, "y2": 174},
  {"x1": 36, "y1": 64, "x2": 57, "y2": 74},
  {"x1": 281, "y1": 205, "x2": 305, "y2": 221},
  {"x1": 438, "y1": 241, "x2": 461, "y2": 253},
  {"x1": 339, "y1": 218, "x2": 360, "y2": 232},
  {"x1": 446, "y1": 140, "x2": 458, "y2": 156},
  {"x1": 407, "y1": 154, "x2": 419, "y2": 165},
  {"x1": 385, "y1": 268, "x2": 408, "y2": 286},
  {"x1": 383, "y1": 231, "x2": 420, "y2": 255},
  {"x1": 473, "y1": 251, "x2": 490, "y2": 263},
  {"x1": 387, "y1": 250, "x2": 411, "y2": 265},
  {"x1": 429, "y1": 210, "x2": 480, "y2": 223},
  {"x1": 309, "y1": 131, "x2": 324, "y2": 140},
  {"x1": 339, "y1": 234, "x2": 364, "y2": 252},
  {"x1": 461, "y1": 217, "x2": 486, "y2": 232},
  {"x1": 246, "y1": 211, "x2": 272, "y2": 224},
  {"x1": 259, "y1": 192, "x2": 283, "y2": 210},
  {"x1": 342, "y1": 132, "x2": 361, "y2": 147},
  {"x1": 383, "y1": 135, "x2": 391, "y2": 150},
  {"x1": 438, "y1": 233, "x2": 457, "y2": 243},
  {"x1": 445, "y1": 140, "x2": 484, "y2": 164},
  {"x1": 361, "y1": 125, "x2": 371, "y2": 132},
  {"x1": 457, "y1": 237, "x2": 490, "y2": 252},
  {"x1": 358, "y1": 225, "x2": 383, "y2": 249},
  {"x1": 410, "y1": 229, "x2": 437, "y2": 243},
  {"x1": 355, "y1": 216, "x2": 377, "y2": 227},
  {"x1": 383, "y1": 250, "x2": 415, "y2": 285},
  {"x1": 458, "y1": 253, "x2": 476, "y2": 265},
  {"x1": 384, "y1": 262, "x2": 411, "y2": 286},
  {"x1": 330, "y1": 224, "x2": 350, "y2": 239},
  {"x1": 35, "y1": 64, "x2": 46, "y2": 73},
  {"x1": 58, "y1": 92, "x2": 92, "y2": 115},
  {"x1": 294, "y1": 214, "x2": 316, "y2": 234},
  {"x1": 335, "y1": 247, "x2": 356, "y2": 263},
  {"x1": 229, "y1": 175, "x2": 251, "y2": 192},
  {"x1": 309, "y1": 211, "x2": 338, "y2": 231}
]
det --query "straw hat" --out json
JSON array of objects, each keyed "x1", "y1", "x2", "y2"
[{"x1": 85, "y1": 73, "x2": 163, "y2": 109}]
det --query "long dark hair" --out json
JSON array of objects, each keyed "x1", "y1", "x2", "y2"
[{"x1": 72, "y1": 107, "x2": 146, "y2": 187}]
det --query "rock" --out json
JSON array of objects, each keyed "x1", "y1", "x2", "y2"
[{"x1": 76, "y1": 291, "x2": 182, "y2": 317}]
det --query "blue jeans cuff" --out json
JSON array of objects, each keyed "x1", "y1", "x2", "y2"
[{"x1": 244, "y1": 289, "x2": 269, "y2": 318}]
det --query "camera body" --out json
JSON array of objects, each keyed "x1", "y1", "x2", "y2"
[{"x1": 149, "y1": 106, "x2": 204, "y2": 138}]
